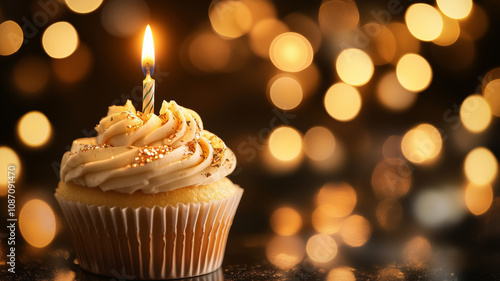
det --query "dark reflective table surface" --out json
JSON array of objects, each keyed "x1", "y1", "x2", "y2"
[{"x1": 2, "y1": 232, "x2": 500, "y2": 281}]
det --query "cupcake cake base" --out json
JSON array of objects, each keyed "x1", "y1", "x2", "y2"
[{"x1": 56, "y1": 186, "x2": 243, "y2": 280}]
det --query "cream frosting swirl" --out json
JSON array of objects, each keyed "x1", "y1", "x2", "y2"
[{"x1": 60, "y1": 100, "x2": 236, "y2": 194}]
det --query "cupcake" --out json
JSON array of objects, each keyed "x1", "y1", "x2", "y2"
[{"x1": 55, "y1": 100, "x2": 243, "y2": 279}]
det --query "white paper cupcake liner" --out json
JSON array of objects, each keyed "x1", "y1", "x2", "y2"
[{"x1": 55, "y1": 187, "x2": 243, "y2": 280}]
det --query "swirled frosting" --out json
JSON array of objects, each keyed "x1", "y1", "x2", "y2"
[{"x1": 60, "y1": 100, "x2": 236, "y2": 194}]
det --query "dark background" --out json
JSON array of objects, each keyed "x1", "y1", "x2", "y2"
[{"x1": 1, "y1": 0, "x2": 500, "y2": 280}]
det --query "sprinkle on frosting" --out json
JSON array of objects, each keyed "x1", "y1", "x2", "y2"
[{"x1": 60, "y1": 100, "x2": 236, "y2": 194}]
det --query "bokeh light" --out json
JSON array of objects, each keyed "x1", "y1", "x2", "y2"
[
  {"x1": 432, "y1": 15, "x2": 460, "y2": 46},
  {"x1": 376, "y1": 199, "x2": 403, "y2": 231},
  {"x1": 188, "y1": 32, "x2": 231, "y2": 72},
  {"x1": 0, "y1": 20, "x2": 23, "y2": 56},
  {"x1": 284, "y1": 13, "x2": 322, "y2": 53},
  {"x1": 316, "y1": 182, "x2": 357, "y2": 217},
  {"x1": 459, "y1": 4, "x2": 488, "y2": 40},
  {"x1": 306, "y1": 234, "x2": 338, "y2": 263},
  {"x1": 464, "y1": 147, "x2": 498, "y2": 186},
  {"x1": 13, "y1": 56, "x2": 50, "y2": 96},
  {"x1": 303, "y1": 126, "x2": 336, "y2": 161},
  {"x1": 483, "y1": 79, "x2": 500, "y2": 117},
  {"x1": 405, "y1": 3, "x2": 443, "y2": 41},
  {"x1": 42, "y1": 22, "x2": 78, "y2": 59},
  {"x1": 209, "y1": 0, "x2": 252, "y2": 39},
  {"x1": 401, "y1": 123, "x2": 442, "y2": 165},
  {"x1": 413, "y1": 187, "x2": 466, "y2": 228},
  {"x1": 465, "y1": 183, "x2": 493, "y2": 216},
  {"x1": 437, "y1": 0, "x2": 472, "y2": 20},
  {"x1": 396, "y1": 54, "x2": 432, "y2": 92},
  {"x1": 327, "y1": 267, "x2": 356, "y2": 281},
  {"x1": 0, "y1": 147, "x2": 21, "y2": 196},
  {"x1": 249, "y1": 18, "x2": 288, "y2": 58},
  {"x1": 377, "y1": 266, "x2": 405, "y2": 280},
  {"x1": 361, "y1": 23, "x2": 396, "y2": 65},
  {"x1": 371, "y1": 158, "x2": 412, "y2": 199},
  {"x1": 340, "y1": 215, "x2": 372, "y2": 247},
  {"x1": 268, "y1": 75, "x2": 303, "y2": 110},
  {"x1": 459, "y1": 95, "x2": 492, "y2": 133},
  {"x1": 17, "y1": 111, "x2": 52, "y2": 148},
  {"x1": 336, "y1": 48, "x2": 374, "y2": 86},
  {"x1": 52, "y1": 44, "x2": 93, "y2": 84},
  {"x1": 403, "y1": 236, "x2": 432, "y2": 268},
  {"x1": 324, "y1": 83, "x2": 362, "y2": 122},
  {"x1": 270, "y1": 32, "x2": 314, "y2": 72},
  {"x1": 387, "y1": 22, "x2": 420, "y2": 64},
  {"x1": 266, "y1": 235, "x2": 305, "y2": 269},
  {"x1": 270, "y1": 206, "x2": 302, "y2": 236},
  {"x1": 268, "y1": 126, "x2": 302, "y2": 162},
  {"x1": 101, "y1": 0, "x2": 150, "y2": 38},
  {"x1": 65, "y1": 0, "x2": 103, "y2": 14},
  {"x1": 377, "y1": 71, "x2": 418, "y2": 111},
  {"x1": 19, "y1": 199, "x2": 56, "y2": 248},
  {"x1": 54, "y1": 269, "x2": 76, "y2": 281},
  {"x1": 312, "y1": 205, "x2": 344, "y2": 234},
  {"x1": 318, "y1": 0, "x2": 359, "y2": 34}
]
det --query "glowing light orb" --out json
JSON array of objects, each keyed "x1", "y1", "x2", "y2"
[
  {"x1": 42, "y1": 22, "x2": 79, "y2": 59},
  {"x1": 433, "y1": 15, "x2": 460, "y2": 46},
  {"x1": 464, "y1": 147, "x2": 497, "y2": 186},
  {"x1": 19, "y1": 199, "x2": 56, "y2": 248},
  {"x1": 396, "y1": 54, "x2": 432, "y2": 92},
  {"x1": 318, "y1": 0, "x2": 359, "y2": 34},
  {"x1": 17, "y1": 111, "x2": 52, "y2": 148},
  {"x1": 327, "y1": 267, "x2": 356, "y2": 281},
  {"x1": 312, "y1": 205, "x2": 344, "y2": 234},
  {"x1": 336, "y1": 48, "x2": 374, "y2": 86},
  {"x1": 249, "y1": 18, "x2": 288, "y2": 58},
  {"x1": 483, "y1": 79, "x2": 500, "y2": 117},
  {"x1": 437, "y1": 0, "x2": 472, "y2": 20},
  {"x1": 65, "y1": 0, "x2": 103, "y2": 14},
  {"x1": 465, "y1": 183, "x2": 493, "y2": 215},
  {"x1": 266, "y1": 235, "x2": 305, "y2": 269},
  {"x1": 401, "y1": 123, "x2": 442, "y2": 165},
  {"x1": 340, "y1": 215, "x2": 372, "y2": 247},
  {"x1": 270, "y1": 32, "x2": 313, "y2": 72},
  {"x1": 268, "y1": 75, "x2": 303, "y2": 110},
  {"x1": 460, "y1": 95, "x2": 492, "y2": 133},
  {"x1": 209, "y1": 0, "x2": 252, "y2": 38},
  {"x1": 270, "y1": 206, "x2": 302, "y2": 236},
  {"x1": 316, "y1": 182, "x2": 357, "y2": 217},
  {"x1": 405, "y1": 4, "x2": 443, "y2": 41},
  {"x1": 306, "y1": 234, "x2": 338, "y2": 263},
  {"x1": 377, "y1": 71, "x2": 418, "y2": 111},
  {"x1": 303, "y1": 126, "x2": 336, "y2": 161},
  {"x1": 324, "y1": 83, "x2": 362, "y2": 122},
  {"x1": 268, "y1": 126, "x2": 302, "y2": 161},
  {"x1": 0, "y1": 20, "x2": 23, "y2": 56}
]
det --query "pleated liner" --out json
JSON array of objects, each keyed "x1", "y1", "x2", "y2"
[{"x1": 55, "y1": 187, "x2": 243, "y2": 280}]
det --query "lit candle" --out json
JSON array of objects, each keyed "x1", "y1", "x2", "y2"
[{"x1": 142, "y1": 25, "x2": 155, "y2": 114}]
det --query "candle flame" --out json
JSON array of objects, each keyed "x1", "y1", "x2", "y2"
[{"x1": 142, "y1": 25, "x2": 155, "y2": 76}]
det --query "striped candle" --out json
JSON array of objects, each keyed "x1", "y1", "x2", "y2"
[
  {"x1": 142, "y1": 25, "x2": 155, "y2": 114},
  {"x1": 143, "y1": 72, "x2": 155, "y2": 114}
]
